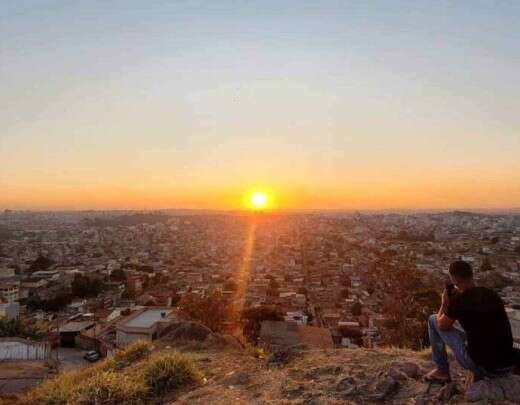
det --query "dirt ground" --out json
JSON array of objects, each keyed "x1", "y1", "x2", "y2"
[
  {"x1": 54, "y1": 347, "x2": 90, "y2": 372},
  {"x1": 0, "y1": 348, "x2": 90, "y2": 398},
  {"x1": 0, "y1": 360, "x2": 50, "y2": 396}
]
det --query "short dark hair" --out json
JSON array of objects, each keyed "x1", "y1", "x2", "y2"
[{"x1": 449, "y1": 260, "x2": 473, "y2": 279}]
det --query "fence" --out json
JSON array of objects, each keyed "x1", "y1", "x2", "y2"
[{"x1": 0, "y1": 337, "x2": 50, "y2": 360}]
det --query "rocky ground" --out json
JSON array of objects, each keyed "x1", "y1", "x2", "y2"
[
  {"x1": 161, "y1": 334, "x2": 520, "y2": 405},
  {"x1": 5, "y1": 322, "x2": 519, "y2": 404}
]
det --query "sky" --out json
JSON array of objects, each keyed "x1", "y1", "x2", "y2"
[{"x1": 1, "y1": 1, "x2": 520, "y2": 210}]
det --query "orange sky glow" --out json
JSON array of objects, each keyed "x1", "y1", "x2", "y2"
[{"x1": 2, "y1": 2, "x2": 520, "y2": 211}]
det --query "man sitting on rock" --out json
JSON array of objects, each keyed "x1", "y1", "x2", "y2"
[{"x1": 426, "y1": 260, "x2": 516, "y2": 383}]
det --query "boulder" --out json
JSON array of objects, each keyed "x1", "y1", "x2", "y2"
[
  {"x1": 164, "y1": 321, "x2": 212, "y2": 341},
  {"x1": 437, "y1": 382, "x2": 458, "y2": 401},
  {"x1": 281, "y1": 380, "x2": 305, "y2": 399},
  {"x1": 466, "y1": 374, "x2": 520, "y2": 403},
  {"x1": 305, "y1": 365, "x2": 343, "y2": 379},
  {"x1": 205, "y1": 333, "x2": 243, "y2": 349},
  {"x1": 336, "y1": 376, "x2": 357, "y2": 396},
  {"x1": 389, "y1": 367, "x2": 410, "y2": 381},
  {"x1": 390, "y1": 361, "x2": 420, "y2": 379},
  {"x1": 267, "y1": 345, "x2": 304, "y2": 367},
  {"x1": 221, "y1": 371, "x2": 250, "y2": 386},
  {"x1": 374, "y1": 376, "x2": 400, "y2": 400}
]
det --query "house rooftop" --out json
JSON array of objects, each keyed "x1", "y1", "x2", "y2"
[
  {"x1": 60, "y1": 321, "x2": 96, "y2": 333},
  {"x1": 122, "y1": 308, "x2": 173, "y2": 328},
  {"x1": 260, "y1": 321, "x2": 333, "y2": 349}
]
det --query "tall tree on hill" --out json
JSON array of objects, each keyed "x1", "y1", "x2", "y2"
[
  {"x1": 241, "y1": 306, "x2": 284, "y2": 344},
  {"x1": 380, "y1": 263, "x2": 440, "y2": 350},
  {"x1": 177, "y1": 291, "x2": 232, "y2": 333}
]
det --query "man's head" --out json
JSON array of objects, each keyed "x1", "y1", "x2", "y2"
[{"x1": 449, "y1": 260, "x2": 474, "y2": 288}]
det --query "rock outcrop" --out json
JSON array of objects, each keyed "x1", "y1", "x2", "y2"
[{"x1": 172, "y1": 345, "x2": 520, "y2": 404}]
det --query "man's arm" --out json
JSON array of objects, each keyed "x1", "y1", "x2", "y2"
[{"x1": 437, "y1": 289, "x2": 456, "y2": 331}]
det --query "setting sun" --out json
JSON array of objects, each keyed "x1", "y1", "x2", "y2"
[{"x1": 250, "y1": 191, "x2": 268, "y2": 210}]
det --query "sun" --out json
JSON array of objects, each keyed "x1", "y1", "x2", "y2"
[{"x1": 250, "y1": 191, "x2": 268, "y2": 210}]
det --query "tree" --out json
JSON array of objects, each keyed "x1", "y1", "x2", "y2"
[
  {"x1": 71, "y1": 274, "x2": 103, "y2": 298},
  {"x1": 177, "y1": 291, "x2": 231, "y2": 333},
  {"x1": 377, "y1": 263, "x2": 440, "y2": 350},
  {"x1": 28, "y1": 255, "x2": 54, "y2": 273},
  {"x1": 0, "y1": 317, "x2": 43, "y2": 339},
  {"x1": 223, "y1": 280, "x2": 238, "y2": 292},
  {"x1": 27, "y1": 292, "x2": 72, "y2": 312},
  {"x1": 351, "y1": 301, "x2": 362, "y2": 316},
  {"x1": 241, "y1": 305, "x2": 284, "y2": 344}
]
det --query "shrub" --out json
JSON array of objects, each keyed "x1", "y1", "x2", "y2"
[
  {"x1": 113, "y1": 340, "x2": 152, "y2": 368},
  {"x1": 177, "y1": 291, "x2": 232, "y2": 333},
  {"x1": 139, "y1": 352, "x2": 201, "y2": 397},
  {"x1": 23, "y1": 343, "x2": 201, "y2": 405},
  {"x1": 73, "y1": 371, "x2": 146, "y2": 404},
  {"x1": 245, "y1": 343, "x2": 265, "y2": 359},
  {"x1": 24, "y1": 372, "x2": 76, "y2": 405},
  {"x1": 241, "y1": 305, "x2": 283, "y2": 344}
]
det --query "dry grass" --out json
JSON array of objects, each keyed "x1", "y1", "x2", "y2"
[
  {"x1": 22, "y1": 340, "x2": 201, "y2": 405},
  {"x1": 139, "y1": 352, "x2": 202, "y2": 396}
]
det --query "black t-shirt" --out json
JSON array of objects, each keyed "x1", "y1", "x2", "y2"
[{"x1": 445, "y1": 286, "x2": 515, "y2": 372}]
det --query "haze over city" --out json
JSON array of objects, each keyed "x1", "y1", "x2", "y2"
[{"x1": 2, "y1": 1, "x2": 520, "y2": 210}]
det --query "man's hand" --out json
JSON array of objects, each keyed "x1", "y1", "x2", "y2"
[{"x1": 437, "y1": 288, "x2": 455, "y2": 331}]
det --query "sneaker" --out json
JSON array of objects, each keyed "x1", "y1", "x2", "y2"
[{"x1": 425, "y1": 368, "x2": 451, "y2": 383}]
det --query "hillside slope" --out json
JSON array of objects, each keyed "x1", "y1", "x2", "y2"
[
  {"x1": 170, "y1": 343, "x2": 518, "y2": 405},
  {"x1": 9, "y1": 329, "x2": 520, "y2": 405}
]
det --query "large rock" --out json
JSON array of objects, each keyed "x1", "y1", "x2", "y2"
[
  {"x1": 267, "y1": 345, "x2": 305, "y2": 367},
  {"x1": 374, "y1": 376, "x2": 400, "y2": 401},
  {"x1": 205, "y1": 332, "x2": 244, "y2": 349},
  {"x1": 390, "y1": 361, "x2": 420, "y2": 379},
  {"x1": 221, "y1": 371, "x2": 250, "y2": 386},
  {"x1": 466, "y1": 374, "x2": 520, "y2": 403},
  {"x1": 164, "y1": 321, "x2": 212, "y2": 341},
  {"x1": 336, "y1": 376, "x2": 357, "y2": 396},
  {"x1": 437, "y1": 382, "x2": 458, "y2": 401},
  {"x1": 281, "y1": 380, "x2": 305, "y2": 399},
  {"x1": 305, "y1": 365, "x2": 343, "y2": 379}
]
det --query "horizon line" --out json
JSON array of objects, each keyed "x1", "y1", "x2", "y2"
[{"x1": 2, "y1": 207, "x2": 520, "y2": 214}]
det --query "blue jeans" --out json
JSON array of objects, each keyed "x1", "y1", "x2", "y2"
[{"x1": 427, "y1": 314, "x2": 511, "y2": 378}]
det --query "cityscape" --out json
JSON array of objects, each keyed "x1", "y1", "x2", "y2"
[
  {"x1": 2, "y1": 1, "x2": 520, "y2": 403},
  {"x1": 1, "y1": 209, "x2": 519, "y2": 393}
]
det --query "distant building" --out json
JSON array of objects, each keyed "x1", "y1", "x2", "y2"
[
  {"x1": 59, "y1": 321, "x2": 96, "y2": 347},
  {"x1": 0, "y1": 281, "x2": 19, "y2": 302},
  {"x1": 116, "y1": 308, "x2": 175, "y2": 347},
  {"x1": 0, "y1": 299, "x2": 19, "y2": 320},
  {"x1": 284, "y1": 311, "x2": 308, "y2": 325},
  {"x1": 259, "y1": 320, "x2": 333, "y2": 350},
  {"x1": 0, "y1": 268, "x2": 15, "y2": 278}
]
